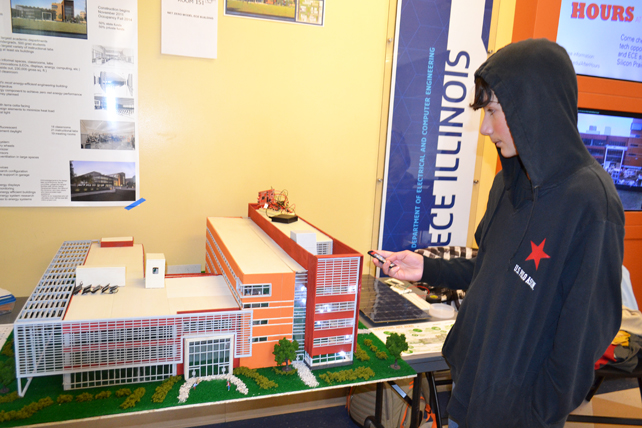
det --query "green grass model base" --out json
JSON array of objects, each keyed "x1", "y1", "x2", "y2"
[{"x1": 0, "y1": 327, "x2": 415, "y2": 427}]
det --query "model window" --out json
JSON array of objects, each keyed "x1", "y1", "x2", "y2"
[
  {"x1": 311, "y1": 352, "x2": 352, "y2": 365},
  {"x1": 243, "y1": 302, "x2": 269, "y2": 309},
  {"x1": 252, "y1": 336, "x2": 268, "y2": 343},
  {"x1": 314, "y1": 301, "x2": 356, "y2": 314},
  {"x1": 252, "y1": 319, "x2": 268, "y2": 325},
  {"x1": 313, "y1": 335, "x2": 353, "y2": 347},
  {"x1": 314, "y1": 318, "x2": 353, "y2": 330},
  {"x1": 242, "y1": 284, "x2": 271, "y2": 297},
  {"x1": 316, "y1": 284, "x2": 358, "y2": 296}
]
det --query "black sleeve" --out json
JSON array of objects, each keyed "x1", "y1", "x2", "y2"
[{"x1": 420, "y1": 255, "x2": 475, "y2": 291}]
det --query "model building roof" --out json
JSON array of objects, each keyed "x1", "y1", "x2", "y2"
[
  {"x1": 64, "y1": 243, "x2": 237, "y2": 321},
  {"x1": 207, "y1": 216, "x2": 304, "y2": 275}
]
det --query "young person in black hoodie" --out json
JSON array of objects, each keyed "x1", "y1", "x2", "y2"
[{"x1": 373, "y1": 38, "x2": 625, "y2": 428}]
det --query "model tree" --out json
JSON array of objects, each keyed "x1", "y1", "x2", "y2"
[
  {"x1": 385, "y1": 332, "x2": 409, "y2": 370},
  {"x1": 273, "y1": 337, "x2": 299, "y2": 372}
]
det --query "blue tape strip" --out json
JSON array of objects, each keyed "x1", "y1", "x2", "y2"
[{"x1": 125, "y1": 198, "x2": 146, "y2": 210}]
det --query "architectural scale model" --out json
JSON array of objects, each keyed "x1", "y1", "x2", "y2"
[{"x1": 13, "y1": 203, "x2": 363, "y2": 397}]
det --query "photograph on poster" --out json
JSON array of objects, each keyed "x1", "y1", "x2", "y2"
[
  {"x1": 225, "y1": 0, "x2": 323, "y2": 26},
  {"x1": 94, "y1": 95, "x2": 135, "y2": 117},
  {"x1": 91, "y1": 45, "x2": 135, "y2": 67},
  {"x1": 94, "y1": 70, "x2": 134, "y2": 97},
  {"x1": 10, "y1": 0, "x2": 88, "y2": 39},
  {"x1": 69, "y1": 160, "x2": 136, "y2": 202},
  {"x1": 80, "y1": 120, "x2": 135, "y2": 151}
]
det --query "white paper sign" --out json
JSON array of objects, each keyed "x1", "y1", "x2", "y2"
[
  {"x1": 0, "y1": 0, "x2": 139, "y2": 207},
  {"x1": 370, "y1": 320, "x2": 454, "y2": 356},
  {"x1": 161, "y1": 0, "x2": 218, "y2": 59}
]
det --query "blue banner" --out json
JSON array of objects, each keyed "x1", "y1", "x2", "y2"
[{"x1": 381, "y1": 0, "x2": 493, "y2": 252}]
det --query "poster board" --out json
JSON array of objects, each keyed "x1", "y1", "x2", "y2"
[{"x1": 0, "y1": 0, "x2": 139, "y2": 207}]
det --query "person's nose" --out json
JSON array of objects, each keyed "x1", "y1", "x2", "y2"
[{"x1": 480, "y1": 113, "x2": 492, "y2": 137}]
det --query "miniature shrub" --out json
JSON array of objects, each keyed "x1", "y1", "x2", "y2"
[
  {"x1": 376, "y1": 351, "x2": 388, "y2": 360},
  {"x1": 0, "y1": 397, "x2": 53, "y2": 421},
  {"x1": 233, "y1": 366, "x2": 250, "y2": 376},
  {"x1": 95, "y1": 391, "x2": 112, "y2": 400},
  {"x1": 363, "y1": 339, "x2": 373, "y2": 348},
  {"x1": 75, "y1": 393, "x2": 93, "y2": 402},
  {"x1": 318, "y1": 366, "x2": 375, "y2": 385},
  {"x1": 0, "y1": 357, "x2": 15, "y2": 388},
  {"x1": 369, "y1": 344, "x2": 379, "y2": 353},
  {"x1": 0, "y1": 410, "x2": 15, "y2": 422},
  {"x1": 1, "y1": 339, "x2": 14, "y2": 357},
  {"x1": 272, "y1": 367, "x2": 297, "y2": 376},
  {"x1": 152, "y1": 375, "x2": 181, "y2": 403},
  {"x1": 120, "y1": 387, "x2": 145, "y2": 409},
  {"x1": 0, "y1": 391, "x2": 18, "y2": 404},
  {"x1": 56, "y1": 394, "x2": 73, "y2": 404},
  {"x1": 115, "y1": 388, "x2": 132, "y2": 397},
  {"x1": 257, "y1": 377, "x2": 278, "y2": 389},
  {"x1": 354, "y1": 366, "x2": 375, "y2": 380},
  {"x1": 233, "y1": 366, "x2": 278, "y2": 390},
  {"x1": 0, "y1": 411, "x2": 15, "y2": 422},
  {"x1": 354, "y1": 345, "x2": 370, "y2": 362}
]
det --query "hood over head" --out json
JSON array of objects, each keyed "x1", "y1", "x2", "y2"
[{"x1": 475, "y1": 38, "x2": 593, "y2": 193}]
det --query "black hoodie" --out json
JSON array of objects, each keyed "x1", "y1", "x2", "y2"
[{"x1": 421, "y1": 39, "x2": 625, "y2": 428}]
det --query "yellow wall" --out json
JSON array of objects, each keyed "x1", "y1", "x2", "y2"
[
  {"x1": 0, "y1": 1, "x2": 516, "y2": 297},
  {"x1": 1, "y1": 1, "x2": 390, "y2": 297}
]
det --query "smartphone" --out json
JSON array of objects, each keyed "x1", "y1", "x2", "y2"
[{"x1": 367, "y1": 250, "x2": 397, "y2": 268}]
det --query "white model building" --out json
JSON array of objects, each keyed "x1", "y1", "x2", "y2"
[{"x1": 13, "y1": 204, "x2": 363, "y2": 396}]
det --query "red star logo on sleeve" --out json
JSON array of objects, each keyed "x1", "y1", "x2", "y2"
[{"x1": 526, "y1": 239, "x2": 550, "y2": 270}]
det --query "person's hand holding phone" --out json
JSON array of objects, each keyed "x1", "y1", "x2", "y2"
[{"x1": 368, "y1": 250, "x2": 424, "y2": 282}]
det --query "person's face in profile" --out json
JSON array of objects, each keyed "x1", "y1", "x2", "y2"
[{"x1": 480, "y1": 94, "x2": 517, "y2": 158}]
